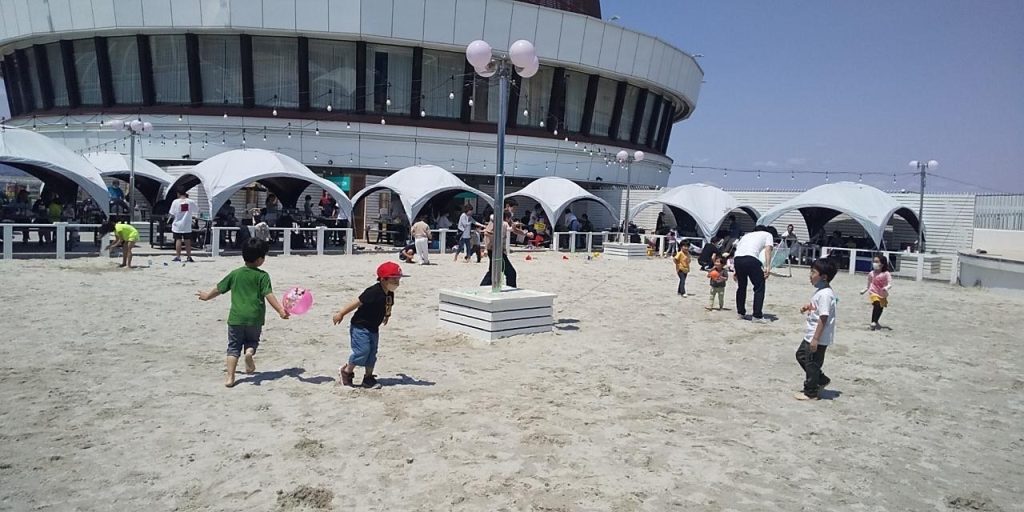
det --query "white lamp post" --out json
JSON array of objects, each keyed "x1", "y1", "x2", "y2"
[
  {"x1": 117, "y1": 120, "x2": 153, "y2": 223},
  {"x1": 908, "y1": 159, "x2": 937, "y2": 252},
  {"x1": 616, "y1": 149, "x2": 645, "y2": 236},
  {"x1": 467, "y1": 39, "x2": 538, "y2": 293}
]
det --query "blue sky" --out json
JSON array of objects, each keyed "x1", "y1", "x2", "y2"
[
  {"x1": 3, "y1": 1, "x2": 1022, "y2": 192},
  {"x1": 600, "y1": 0, "x2": 1024, "y2": 192}
]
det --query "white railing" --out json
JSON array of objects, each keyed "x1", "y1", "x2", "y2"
[
  {"x1": 2, "y1": 223, "x2": 110, "y2": 260},
  {"x1": 819, "y1": 246, "x2": 952, "y2": 282},
  {"x1": 551, "y1": 231, "x2": 610, "y2": 254},
  {"x1": 210, "y1": 226, "x2": 354, "y2": 257}
]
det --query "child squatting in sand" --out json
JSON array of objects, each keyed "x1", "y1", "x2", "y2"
[
  {"x1": 197, "y1": 239, "x2": 289, "y2": 387},
  {"x1": 333, "y1": 262, "x2": 407, "y2": 389}
]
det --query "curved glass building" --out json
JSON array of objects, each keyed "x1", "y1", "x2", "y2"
[{"x1": 0, "y1": 0, "x2": 702, "y2": 191}]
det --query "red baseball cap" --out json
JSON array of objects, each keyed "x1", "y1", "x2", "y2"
[{"x1": 376, "y1": 261, "x2": 410, "y2": 279}]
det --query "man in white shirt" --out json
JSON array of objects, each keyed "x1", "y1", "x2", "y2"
[
  {"x1": 169, "y1": 190, "x2": 199, "y2": 262},
  {"x1": 410, "y1": 214, "x2": 432, "y2": 265},
  {"x1": 733, "y1": 225, "x2": 775, "y2": 322}
]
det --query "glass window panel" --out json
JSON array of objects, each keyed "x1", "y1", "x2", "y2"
[
  {"x1": 637, "y1": 93, "x2": 656, "y2": 144},
  {"x1": 649, "y1": 98, "x2": 667, "y2": 147},
  {"x1": 590, "y1": 77, "x2": 616, "y2": 136},
  {"x1": 199, "y1": 35, "x2": 242, "y2": 106},
  {"x1": 469, "y1": 74, "x2": 501, "y2": 124},
  {"x1": 150, "y1": 35, "x2": 189, "y2": 104},
  {"x1": 309, "y1": 39, "x2": 356, "y2": 111},
  {"x1": 73, "y1": 39, "x2": 102, "y2": 106},
  {"x1": 45, "y1": 43, "x2": 68, "y2": 107},
  {"x1": 365, "y1": 44, "x2": 412, "y2": 115},
  {"x1": 253, "y1": 37, "x2": 297, "y2": 108},
  {"x1": 617, "y1": 85, "x2": 640, "y2": 141},
  {"x1": 420, "y1": 50, "x2": 463, "y2": 119},
  {"x1": 107, "y1": 36, "x2": 142, "y2": 104},
  {"x1": 517, "y1": 66, "x2": 552, "y2": 129},
  {"x1": 24, "y1": 50, "x2": 44, "y2": 110},
  {"x1": 563, "y1": 71, "x2": 588, "y2": 133}
]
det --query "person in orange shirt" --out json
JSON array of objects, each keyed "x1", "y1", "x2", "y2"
[{"x1": 673, "y1": 246, "x2": 691, "y2": 296}]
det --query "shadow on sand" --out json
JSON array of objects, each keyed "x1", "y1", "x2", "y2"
[{"x1": 234, "y1": 367, "x2": 334, "y2": 386}]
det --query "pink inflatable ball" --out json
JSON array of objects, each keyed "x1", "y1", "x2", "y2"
[{"x1": 282, "y1": 287, "x2": 314, "y2": 315}]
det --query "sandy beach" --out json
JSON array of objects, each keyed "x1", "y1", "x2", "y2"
[{"x1": 1, "y1": 251, "x2": 1021, "y2": 511}]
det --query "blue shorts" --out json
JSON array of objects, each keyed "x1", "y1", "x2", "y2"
[
  {"x1": 227, "y1": 325, "x2": 261, "y2": 357},
  {"x1": 348, "y1": 325, "x2": 379, "y2": 368}
]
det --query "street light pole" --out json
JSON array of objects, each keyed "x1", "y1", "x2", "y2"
[
  {"x1": 467, "y1": 39, "x2": 539, "y2": 293},
  {"x1": 909, "y1": 159, "x2": 937, "y2": 252},
  {"x1": 119, "y1": 119, "x2": 153, "y2": 223},
  {"x1": 616, "y1": 149, "x2": 645, "y2": 239}
]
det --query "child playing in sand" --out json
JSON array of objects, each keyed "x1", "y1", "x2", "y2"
[
  {"x1": 795, "y1": 258, "x2": 838, "y2": 401},
  {"x1": 333, "y1": 261, "x2": 408, "y2": 389},
  {"x1": 197, "y1": 239, "x2": 289, "y2": 388},
  {"x1": 860, "y1": 254, "x2": 893, "y2": 330},
  {"x1": 705, "y1": 255, "x2": 729, "y2": 310},
  {"x1": 99, "y1": 219, "x2": 139, "y2": 268},
  {"x1": 673, "y1": 245, "x2": 690, "y2": 296}
]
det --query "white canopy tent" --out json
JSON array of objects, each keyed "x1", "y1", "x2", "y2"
[
  {"x1": 350, "y1": 165, "x2": 494, "y2": 222},
  {"x1": 0, "y1": 126, "x2": 110, "y2": 213},
  {"x1": 628, "y1": 183, "x2": 758, "y2": 240},
  {"x1": 85, "y1": 152, "x2": 174, "y2": 206},
  {"x1": 757, "y1": 182, "x2": 923, "y2": 248},
  {"x1": 505, "y1": 176, "x2": 618, "y2": 227},
  {"x1": 165, "y1": 148, "x2": 352, "y2": 217}
]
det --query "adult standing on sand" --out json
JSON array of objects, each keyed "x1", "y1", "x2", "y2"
[
  {"x1": 733, "y1": 225, "x2": 775, "y2": 323},
  {"x1": 169, "y1": 189, "x2": 198, "y2": 263},
  {"x1": 480, "y1": 210, "x2": 531, "y2": 288}
]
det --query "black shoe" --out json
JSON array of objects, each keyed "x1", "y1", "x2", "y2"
[
  {"x1": 186, "y1": 256, "x2": 195, "y2": 263},
  {"x1": 819, "y1": 377, "x2": 831, "y2": 389},
  {"x1": 362, "y1": 375, "x2": 382, "y2": 389}
]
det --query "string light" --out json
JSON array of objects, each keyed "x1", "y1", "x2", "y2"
[
  {"x1": 420, "y1": 110, "x2": 426, "y2": 118},
  {"x1": 178, "y1": 114, "x2": 182, "y2": 122},
  {"x1": 468, "y1": 98, "x2": 474, "y2": 107},
  {"x1": 346, "y1": 122, "x2": 351, "y2": 129},
  {"x1": 385, "y1": 98, "x2": 392, "y2": 107},
  {"x1": 381, "y1": 118, "x2": 386, "y2": 125},
  {"x1": 448, "y1": 91, "x2": 455, "y2": 100},
  {"x1": 539, "y1": 120, "x2": 545, "y2": 128},
  {"x1": 327, "y1": 104, "x2": 333, "y2": 112}
]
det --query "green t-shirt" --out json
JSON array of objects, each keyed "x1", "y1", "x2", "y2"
[{"x1": 217, "y1": 266, "x2": 273, "y2": 326}]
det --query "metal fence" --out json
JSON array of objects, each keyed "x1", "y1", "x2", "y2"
[{"x1": 975, "y1": 194, "x2": 1024, "y2": 231}]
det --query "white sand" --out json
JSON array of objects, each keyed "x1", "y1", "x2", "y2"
[{"x1": 1, "y1": 252, "x2": 1021, "y2": 511}]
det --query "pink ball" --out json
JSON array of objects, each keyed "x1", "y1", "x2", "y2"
[{"x1": 282, "y1": 287, "x2": 314, "y2": 315}]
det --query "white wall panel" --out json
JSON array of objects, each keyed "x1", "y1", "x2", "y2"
[
  {"x1": 13, "y1": 0, "x2": 30, "y2": 34},
  {"x1": 231, "y1": 0, "x2": 263, "y2": 28},
  {"x1": 171, "y1": 0, "x2": 203, "y2": 27},
  {"x1": 141, "y1": 0, "x2": 172, "y2": 27},
  {"x1": 391, "y1": 0, "x2": 424, "y2": 41},
  {"x1": 422, "y1": 0, "x2": 456, "y2": 44},
  {"x1": 70, "y1": 0, "x2": 96, "y2": 29},
  {"x1": 263, "y1": 0, "x2": 296, "y2": 30},
  {"x1": 555, "y1": 13, "x2": 583, "y2": 63},
  {"x1": 28, "y1": 0, "x2": 53, "y2": 33},
  {"x1": 327, "y1": 0, "x2": 359, "y2": 34},
  {"x1": 360, "y1": 0, "x2": 392, "y2": 37},
  {"x1": 597, "y1": 24, "x2": 621, "y2": 71},
  {"x1": 646, "y1": 41, "x2": 665, "y2": 83},
  {"x1": 532, "y1": 8, "x2": 560, "y2": 60},
  {"x1": 49, "y1": 0, "x2": 74, "y2": 31},
  {"x1": 615, "y1": 30, "x2": 638, "y2": 75},
  {"x1": 295, "y1": 0, "x2": 329, "y2": 32},
  {"x1": 199, "y1": 0, "x2": 231, "y2": 26},
  {"x1": 578, "y1": 17, "x2": 602, "y2": 67},
  {"x1": 452, "y1": 0, "x2": 484, "y2": 45},
  {"x1": 481, "y1": 0, "x2": 512, "y2": 50},
  {"x1": 507, "y1": 2, "x2": 537, "y2": 47},
  {"x1": 0, "y1": 0, "x2": 14, "y2": 38},
  {"x1": 632, "y1": 35, "x2": 653, "y2": 79}
]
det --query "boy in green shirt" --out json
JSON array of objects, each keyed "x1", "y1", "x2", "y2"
[{"x1": 198, "y1": 239, "x2": 289, "y2": 387}]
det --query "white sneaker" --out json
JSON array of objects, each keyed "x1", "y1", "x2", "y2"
[{"x1": 752, "y1": 317, "x2": 770, "y2": 324}]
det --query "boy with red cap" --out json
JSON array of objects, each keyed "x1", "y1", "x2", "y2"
[{"x1": 332, "y1": 261, "x2": 408, "y2": 389}]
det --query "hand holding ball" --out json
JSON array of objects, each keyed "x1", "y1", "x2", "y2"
[
  {"x1": 709, "y1": 270, "x2": 720, "y2": 280},
  {"x1": 282, "y1": 287, "x2": 314, "y2": 315}
]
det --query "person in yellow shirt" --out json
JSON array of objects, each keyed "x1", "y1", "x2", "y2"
[
  {"x1": 673, "y1": 247, "x2": 691, "y2": 296},
  {"x1": 100, "y1": 219, "x2": 140, "y2": 268}
]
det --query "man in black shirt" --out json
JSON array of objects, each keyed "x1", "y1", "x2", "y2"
[{"x1": 698, "y1": 235, "x2": 723, "y2": 270}]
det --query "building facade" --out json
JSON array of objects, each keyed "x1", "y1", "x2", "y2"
[{"x1": 0, "y1": 0, "x2": 702, "y2": 192}]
